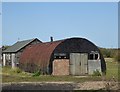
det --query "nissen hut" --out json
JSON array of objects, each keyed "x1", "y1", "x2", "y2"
[{"x1": 20, "y1": 37, "x2": 106, "y2": 75}]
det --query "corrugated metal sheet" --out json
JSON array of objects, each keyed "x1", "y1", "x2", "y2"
[
  {"x1": 20, "y1": 37, "x2": 106, "y2": 74},
  {"x1": 20, "y1": 40, "x2": 64, "y2": 70}
]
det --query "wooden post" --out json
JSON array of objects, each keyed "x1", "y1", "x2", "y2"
[
  {"x1": 3, "y1": 54, "x2": 6, "y2": 66},
  {"x1": 12, "y1": 53, "x2": 15, "y2": 68}
]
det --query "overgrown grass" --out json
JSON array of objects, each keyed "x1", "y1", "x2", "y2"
[
  {"x1": 105, "y1": 58, "x2": 118, "y2": 80},
  {"x1": 92, "y1": 69, "x2": 101, "y2": 76},
  {"x1": 2, "y1": 66, "x2": 102, "y2": 83},
  {"x1": 2, "y1": 75, "x2": 102, "y2": 83},
  {"x1": 2, "y1": 66, "x2": 32, "y2": 77},
  {"x1": 1, "y1": 58, "x2": 119, "y2": 83}
]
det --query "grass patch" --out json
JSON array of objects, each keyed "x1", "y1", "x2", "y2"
[
  {"x1": 92, "y1": 69, "x2": 101, "y2": 76},
  {"x1": 2, "y1": 58, "x2": 118, "y2": 83},
  {"x1": 2, "y1": 66, "x2": 32, "y2": 77},
  {"x1": 32, "y1": 70, "x2": 41, "y2": 77},
  {"x1": 2, "y1": 66, "x2": 102, "y2": 83},
  {"x1": 105, "y1": 58, "x2": 118, "y2": 80},
  {"x1": 2, "y1": 74, "x2": 102, "y2": 83}
]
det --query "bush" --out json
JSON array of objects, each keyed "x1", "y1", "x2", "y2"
[
  {"x1": 32, "y1": 70, "x2": 41, "y2": 77},
  {"x1": 114, "y1": 49, "x2": 120, "y2": 62},
  {"x1": 92, "y1": 69, "x2": 101, "y2": 76},
  {"x1": 99, "y1": 48, "x2": 117, "y2": 58},
  {"x1": 12, "y1": 67, "x2": 22, "y2": 73}
]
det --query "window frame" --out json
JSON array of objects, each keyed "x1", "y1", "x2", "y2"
[{"x1": 89, "y1": 51, "x2": 100, "y2": 60}]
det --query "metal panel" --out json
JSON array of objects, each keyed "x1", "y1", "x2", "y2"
[
  {"x1": 70, "y1": 53, "x2": 88, "y2": 75},
  {"x1": 74, "y1": 53, "x2": 81, "y2": 75},
  {"x1": 81, "y1": 54, "x2": 88, "y2": 74},
  {"x1": 69, "y1": 53, "x2": 76, "y2": 75},
  {"x1": 88, "y1": 60, "x2": 101, "y2": 74}
]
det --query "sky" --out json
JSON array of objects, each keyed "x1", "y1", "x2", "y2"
[
  {"x1": 2, "y1": 2, "x2": 118, "y2": 48},
  {"x1": 0, "y1": 2, "x2": 2, "y2": 48}
]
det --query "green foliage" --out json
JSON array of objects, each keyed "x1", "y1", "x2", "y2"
[
  {"x1": 105, "y1": 58, "x2": 118, "y2": 79},
  {"x1": 114, "y1": 49, "x2": 120, "y2": 62},
  {"x1": 92, "y1": 69, "x2": 101, "y2": 76},
  {"x1": 12, "y1": 67, "x2": 22, "y2": 73},
  {"x1": 32, "y1": 70, "x2": 41, "y2": 77},
  {"x1": 3, "y1": 66, "x2": 22, "y2": 74},
  {"x1": 99, "y1": 48, "x2": 118, "y2": 60}
]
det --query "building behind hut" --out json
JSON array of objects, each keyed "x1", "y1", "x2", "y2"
[
  {"x1": 0, "y1": 47, "x2": 2, "y2": 66},
  {"x1": 20, "y1": 37, "x2": 106, "y2": 75},
  {"x1": 2, "y1": 38, "x2": 41, "y2": 68}
]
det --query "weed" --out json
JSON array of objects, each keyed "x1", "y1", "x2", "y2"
[
  {"x1": 92, "y1": 69, "x2": 101, "y2": 76},
  {"x1": 32, "y1": 70, "x2": 41, "y2": 77},
  {"x1": 12, "y1": 67, "x2": 22, "y2": 73}
]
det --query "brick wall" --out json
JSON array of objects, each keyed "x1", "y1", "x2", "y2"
[{"x1": 52, "y1": 59, "x2": 69, "y2": 75}]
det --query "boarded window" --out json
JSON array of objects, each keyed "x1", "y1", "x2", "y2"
[
  {"x1": 90, "y1": 54, "x2": 94, "y2": 60},
  {"x1": 95, "y1": 54, "x2": 98, "y2": 60}
]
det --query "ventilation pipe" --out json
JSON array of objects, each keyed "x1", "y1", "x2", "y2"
[{"x1": 50, "y1": 37, "x2": 53, "y2": 42}]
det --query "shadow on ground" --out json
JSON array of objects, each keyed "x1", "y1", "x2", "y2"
[{"x1": 2, "y1": 83, "x2": 77, "y2": 91}]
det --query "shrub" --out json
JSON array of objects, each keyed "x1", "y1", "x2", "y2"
[
  {"x1": 12, "y1": 67, "x2": 22, "y2": 73},
  {"x1": 114, "y1": 50, "x2": 120, "y2": 62},
  {"x1": 32, "y1": 70, "x2": 41, "y2": 77},
  {"x1": 92, "y1": 69, "x2": 101, "y2": 76},
  {"x1": 99, "y1": 48, "x2": 117, "y2": 58}
]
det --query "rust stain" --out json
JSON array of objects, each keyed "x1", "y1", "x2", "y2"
[{"x1": 20, "y1": 40, "x2": 64, "y2": 68}]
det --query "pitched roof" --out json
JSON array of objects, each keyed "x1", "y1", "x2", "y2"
[
  {"x1": 0, "y1": 48, "x2": 2, "y2": 55},
  {"x1": 3, "y1": 38, "x2": 41, "y2": 53}
]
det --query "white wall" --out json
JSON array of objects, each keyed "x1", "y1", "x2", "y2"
[
  {"x1": 88, "y1": 60, "x2": 101, "y2": 74},
  {"x1": 11, "y1": 53, "x2": 15, "y2": 68},
  {"x1": 3, "y1": 54, "x2": 6, "y2": 66}
]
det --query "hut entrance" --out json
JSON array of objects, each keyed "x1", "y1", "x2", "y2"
[{"x1": 70, "y1": 53, "x2": 88, "y2": 75}]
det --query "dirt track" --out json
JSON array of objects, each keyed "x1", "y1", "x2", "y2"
[{"x1": 2, "y1": 81, "x2": 119, "y2": 91}]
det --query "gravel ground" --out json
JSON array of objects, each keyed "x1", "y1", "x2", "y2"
[{"x1": 2, "y1": 81, "x2": 119, "y2": 91}]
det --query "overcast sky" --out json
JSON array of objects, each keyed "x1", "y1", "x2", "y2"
[{"x1": 2, "y1": 2, "x2": 118, "y2": 48}]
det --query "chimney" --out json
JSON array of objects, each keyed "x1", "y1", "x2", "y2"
[{"x1": 50, "y1": 37, "x2": 53, "y2": 42}]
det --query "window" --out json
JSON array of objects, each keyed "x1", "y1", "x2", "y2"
[
  {"x1": 54, "y1": 56, "x2": 66, "y2": 59},
  {"x1": 54, "y1": 56, "x2": 59, "y2": 59},
  {"x1": 90, "y1": 54, "x2": 94, "y2": 60},
  {"x1": 61, "y1": 56, "x2": 67, "y2": 59},
  {"x1": 54, "y1": 53, "x2": 68, "y2": 59},
  {"x1": 89, "y1": 51, "x2": 99, "y2": 60},
  {"x1": 95, "y1": 54, "x2": 99, "y2": 60}
]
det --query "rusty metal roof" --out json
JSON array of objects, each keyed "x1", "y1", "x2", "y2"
[
  {"x1": 20, "y1": 40, "x2": 64, "y2": 68},
  {"x1": 20, "y1": 37, "x2": 106, "y2": 73}
]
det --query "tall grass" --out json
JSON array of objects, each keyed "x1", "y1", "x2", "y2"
[
  {"x1": 105, "y1": 58, "x2": 118, "y2": 80},
  {"x1": 2, "y1": 58, "x2": 118, "y2": 83}
]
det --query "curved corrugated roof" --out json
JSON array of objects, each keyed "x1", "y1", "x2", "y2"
[
  {"x1": 20, "y1": 39, "x2": 64, "y2": 68},
  {"x1": 20, "y1": 37, "x2": 106, "y2": 73}
]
